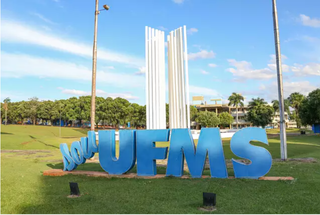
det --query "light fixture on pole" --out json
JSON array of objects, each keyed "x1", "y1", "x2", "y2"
[
  {"x1": 272, "y1": 0, "x2": 287, "y2": 160},
  {"x1": 90, "y1": 1, "x2": 109, "y2": 131}
]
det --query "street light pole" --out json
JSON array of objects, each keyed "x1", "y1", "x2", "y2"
[
  {"x1": 90, "y1": 0, "x2": 99, "y2": 131},
  {"x1": 272, "y1": 0, "x2": 287, "y2": 160}
]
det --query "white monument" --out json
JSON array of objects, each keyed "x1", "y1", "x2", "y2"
[
  {"x1": 167, "y1": 26, "x2": 190, "y2": 129},
  {"x1": 145, "y1": 26, "x2": 190, "y2": 130},
  {"x1": 145, "y1": 26, "x2": 166, "y2": 129}
]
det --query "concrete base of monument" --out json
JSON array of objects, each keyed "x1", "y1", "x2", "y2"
[{"x1": 43, "y1": 169, "x2": 294, "y2": 180}]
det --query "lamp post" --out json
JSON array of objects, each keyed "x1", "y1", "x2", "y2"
[
  {"x1": 272, "y1": 0, "x2": 287, "y2": 160},
  {"x1": 90, "y1": 0, "x2": 109, "y2": 131}
]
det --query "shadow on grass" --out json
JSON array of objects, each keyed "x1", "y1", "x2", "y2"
[
  {"x1": 1, "y1": 132, "x2": 13, "y2": 135},
  {"x1": 17, "y1": 161, "x2": 320, "y2": 214},
  {"x1": 72, "y1": 128, "x2": 90, "y2": 135},
  {"x1": 46, "y1": 162, "x2": 189, "y2": 175},
  {"x1": 28, "y1": 135, "x2": 59, "y2": 149}
]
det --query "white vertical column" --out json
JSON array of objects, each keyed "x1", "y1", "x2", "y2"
[
  {"x1": 145, "y1": 26, "x2": 149, "y2": 129},
  {"x1": 167, "y1": 26, "x2": 190, "y2": 129},
  {"x1": 179, "y1": 27, "x2": 186, "y2": 128},
  {"x1": 176, "y1": 29, "x2": 181, "y2": 128},
  {"x1": 148, "y1": 27, "x2": 153, "y2": 129},
  {"x1": 167, "y1": 35, "x2": 172, "y2": 129},
  {"x1": 183, "y1": 25, "x2": 190, "y2": 129},
  {"x1": 161, "y1": 31, "x2": 166, "y2": 129},
  {"x1": 145, "y1": 26, "x2": 166, "y2": 130},
  {"x1": 155, "y1": 30, "x2": 158, "y2": 129},
  {"x1": 173, "y1": 31, "x2": 178, "y2": 128},
  {"x1": 152, "y1": 28, "x2": 156, "y2": 129}
]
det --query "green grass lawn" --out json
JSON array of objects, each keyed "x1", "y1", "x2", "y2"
[
  {"x1": 266, "y1": 128, "x2": 312, "y2": 134},
  {"x1": 1, "y1": 125, "x2": 320, "y2": 214}
]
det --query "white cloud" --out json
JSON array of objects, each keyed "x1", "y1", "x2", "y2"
[
  {"x1": 188, "y1": 50, "x2": 215, "y2": 60},
  {"x1": 103, "y1": 66, "x2": 115, "y2": 70},
  {"x1": 189, "y1": 85, "x2": 220, "y2": 97},
  {"x1": 291, "y1": 63, "x2": 320, "y2": 76},
  {"x1": 268, "y1": 54, "x2": 290, "y2": 72},
  {"x1": 269, "y1": 54, "x2": 288, "y2": 63},
  {"x1": 243, "y1": 81, "x2": 319, "y2": 102},
  {"x1": 30, "y1": 12, "x2": 57, "y2": 25},
  {"x1": 41, "y1": 26, "x2": 52, "y2": 31},
  {"x1": 268, "y1": 81, "x2": 318, "y2": 99},
  {"x1": 227, "y1": 59, "x2": 276, "y2": 80},
  {"x1": 1, "y1": 52, "x2": 144, "y2": 88},
  {"x1": 134, "y1": 67, "x2": 146, "y2": 75},
  {"x1": 172, "y1": 0, "x2": 185, "y2": 4},
  {"x1": 208, "y1": 63, "x2": 217, "y2": 68},
  {"x1": 1, "y1": 20, "x2": 144, "y2": 68},
  {"x1": 58, "y1": 87, "x2": 139, "y2": 100},
  {"x1": 158, "y1": 26, "x2": 168, "y2": 31},
  {"x1": 300, "y1": 14, "x2": 320, "y2": 28},
  {"x1": 187, "y1": 28, "x2": 198, "y2": 35},
  {"x1": 200, "y1": 70, "x2": 209, "y2": 75}
]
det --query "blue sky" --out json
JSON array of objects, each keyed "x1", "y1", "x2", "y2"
[{"x1": 1, "y1": 0, "x2": 320, "y2": 105}]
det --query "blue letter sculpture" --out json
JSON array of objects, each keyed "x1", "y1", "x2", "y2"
[
  {"x1": 59, "y1": 128, "x2": 273, "y2": 179},
  {"x1": 99, "y1": 130, "x2": 136, "y2": 175},
  {"x1": 166, "y1": 128, "x2": 228, "y2": 178},
  {"x1": 230, "y1": 127, "x2": 272, "y2": 179},
  {"x1": 136, "y1": 129, "x2": 170, "y2": 176},
  {"x1": 60, "y1": 131, "x2": 97, "y2": 171}
]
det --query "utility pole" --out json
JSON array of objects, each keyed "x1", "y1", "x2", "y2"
[
  {"x1": 90, "y1": 0, "x2": 99, "y2": 131},
  {"x1": 90, "y1": 1, "x2": 109, "y2": 131},
  {"x1": 272, "y1": 0, "x2": 287, "y2": 160}
]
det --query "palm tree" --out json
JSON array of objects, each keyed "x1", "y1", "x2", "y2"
[
  {"x1": 271, "y1": 100, "x2": 279, "y2": 114},
  {"x1": 249, "y1": 98, "x2": 267, "y2": 108},
  {"x1": 288, "y1": 92, "x2": 305, "y2": 128},
  {"x1": 228, "y1": 93, "x2": 244, "y2": 129},
  {"x1": 272, "y1": 99, "x2": 290, "y2": 128},
  {"x1": 3, "y1": 97, "x2": 11, "y2": 125}
]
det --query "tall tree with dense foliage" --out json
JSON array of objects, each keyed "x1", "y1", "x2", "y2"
[
  {"x1": 113, "y1": 97, "x2": 131, "y2": 128},
  {"x1": 288, "y1": 92, "x2": 305, "y2": 128},
  {"x1": 246, "y1": 98, "x2": 274, "y2": 128},
  {"x1": 195, "y1": 111, "x2": 220, "y2": 128},
  {"x1": 26, "y1": 97, "x2": 39, "y2": 125},
  {"x1": 3, "y1": 97, "x2": 11, "y2": 125},
  {"x1": 299, "y1": 89, "x2": 320, "y2": 126},
  {"x1": 219, "y1": 112, "x2": 234, "y2": 128},
  {"x1": 190, "y1": 105, "x2": 198, "y2": 121},
  {"x1": 228, "y1": 93, "x2": 244, "y2": 129}
]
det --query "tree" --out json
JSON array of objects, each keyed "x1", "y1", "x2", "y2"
[
  {"x1": 65, "y1": 97, "x2": 78, "y2": 127},
  {"x1": 219, "y1": 112, "x2": 233, "y2": 128},
  {"x1": 166, "y1": 103, "x2": 169, "y2": 126},
  {"x1": 195, "y1": 111, "x2": 220, "y2": 128},
  {"x1": 3, "y1": 97, "x2": 11, "y2": 125},
  {"x1": 190, "y1": 105, "x2": 198, "y2": 121},
  {"x1": 299, "y1": 89, "x2": 320, "y2": 126},
  {"x1": 38, "y1": 100, "x2": 57, "y2": 125},
  {"x1": 113, "y1": 97, "x2": 130, "y2": 128},
  {"x1": 78, "y1": 96, "x2": 91, "y2": 127},
  {"x1": 137, "y1": 105, "x2": 146, "y2": 128},
  {"x1": 127, "y1": 103, "x2": 141, "y2": 128},
  {"x1": 246, "y1": 98, "x2": 274, "y2": 128},
  {"x1": 284, "y1": 99, "x2": 290, "y2": 114},
  {"x1": 288, "y1": 92, "x2": 305, "y2": 128},
  {"x1": 228, "y1": 93, "x2": 244, "y2": 129},
  {"x1": 271, "y1": 100, "x2": 279, "y2": 114},
  {"x1": 95, "y1": 97, "x2": 106, "y2": 128},
  {"x1": 26, "y1": 97, "x2": 39, "y2": 125}
]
